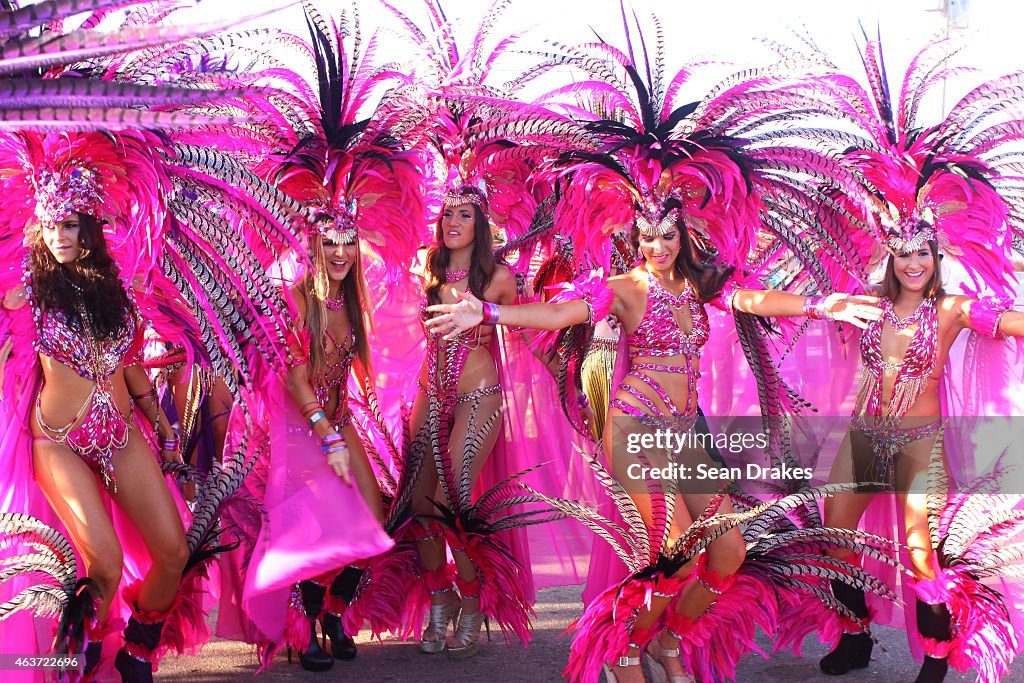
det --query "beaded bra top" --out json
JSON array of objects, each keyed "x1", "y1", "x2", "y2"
[
  {"x1": 626, "y1": 272, "x2": 710, "y2": 358},
  {"x1": 855, "y1": 297, "x2": 939, "y2": 419},
  {"x1": 34, "y1": 303, "x2": 138, "y2": 381}
]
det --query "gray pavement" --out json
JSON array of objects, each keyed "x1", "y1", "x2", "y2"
[{"x1": 159, "y1": 586, "x2": 1023, "y2": 682}]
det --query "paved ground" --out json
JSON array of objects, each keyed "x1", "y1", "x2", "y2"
[{"x1": 159, "y1": 585, "x2": 1023, "y2": 682}]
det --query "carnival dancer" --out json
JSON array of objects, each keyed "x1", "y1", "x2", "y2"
[
  {"x1": 213, "y1": 4, "x2": 430, "y2": 671},
  {"x1": 368, "y1": 0, "x2": 604, "y2": 658},
  {"x1": 808, "y1": 38, "x2": 1024, "y2": 683},
  {"x1": 0, "y1": 132, "x2": 214, "y2": 682}
]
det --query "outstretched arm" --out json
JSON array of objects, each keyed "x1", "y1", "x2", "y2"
[
  {"x1": 425, "y1": 288, "x2": 592, "y2": 340},
  {"x1": 961, "y1": 297, "x2": 1024, "y2": 338},
  {"x1": 733, "y1": 289, "x2": 882, "y2": 329}
]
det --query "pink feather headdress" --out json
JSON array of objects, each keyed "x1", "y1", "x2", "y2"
[
  {"x1": 828, "y1": 37, "x2": 1024, "y2": 295},
  {"x1": 0, "y1": 133, "x2": 138, "y2": 236},
  {"x1": 269, "y1": 2, "x2": 429, "y2": 282}
]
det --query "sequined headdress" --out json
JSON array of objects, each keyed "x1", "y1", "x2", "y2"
[
  {"x1": 33, "y1": 162, "x2": 106, "y2": 225},
  {"x1": 309, "y1": 200, "x2": 358, "y2": 245},
  {"x1": 441, "y1": 180, "x2": 489, "y2": 212}
]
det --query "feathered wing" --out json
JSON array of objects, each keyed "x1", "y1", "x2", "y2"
[
  {"x1": 0, "y1": 0, "x2": 297, "y2": 130},
  {"x1": 914, "y1": 435, "x2": 1024, "y2": 682}
]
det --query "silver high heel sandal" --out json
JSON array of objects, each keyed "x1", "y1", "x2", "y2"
[
  {"x1": 643, "y1": 635, "x2": 697, "y2": 683},
  {"x1": 446, "y1": 602, "x2": 490, "y2": 659},
  {"x1": 419, "y1": 592, "x2": 460, "y2": 654},
  {"x1": 601, "y1": 654, "x2": 643, "y2": 683}
]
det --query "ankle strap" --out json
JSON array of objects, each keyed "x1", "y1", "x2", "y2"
[{"x1": 616, "y1": 655, "x2": 642, "y2": 667}]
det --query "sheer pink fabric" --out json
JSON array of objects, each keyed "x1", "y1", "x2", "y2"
[{"x1": 240, "y1": 381, "x2": 393, "y2": 642}]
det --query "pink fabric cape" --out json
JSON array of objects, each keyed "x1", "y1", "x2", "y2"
[{"x1": 238, "y1": 378, "x2": 394, "y2": 643}]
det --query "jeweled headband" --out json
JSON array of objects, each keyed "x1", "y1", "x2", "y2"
[
  {"x1": 881, "y1": 203, "x2": 936, "y2": 253},
  {"x1": 310, "y1": 202, "x2": 358, "y2": 245},
  {"x1": 636, "y1": 207, "x2": 680, "y2": 236},
  {"x1": 441, "y1": 183, "x2": 488, "y2": 212},
  {"x1": 34, "y1": 163, "x2": 105, "y2": 225}
]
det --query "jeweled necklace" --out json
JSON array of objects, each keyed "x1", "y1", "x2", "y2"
[
  {"x1": 325, "y1": 289, "x2": 346, "y2": 311},
  {"x1": 647, "y1": 267, "x2": 691, "y2": 309},
  {"x1": 446, "y1": 267, "x2": 470, "y2": 282},
  {"x1": 882, "y1": 298, "x2": 929, "y2": 332}
]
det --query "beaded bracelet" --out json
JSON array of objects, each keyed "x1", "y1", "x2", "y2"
[
  {"x1": 308, "y1": 410, "x2": 326, "y2": 427},
  {"x1": 481, "y1": 301, "x2": 500, "y2": 326},
  {"x1": 300, "y1": 401, "x2": 321, "y2": 417}
]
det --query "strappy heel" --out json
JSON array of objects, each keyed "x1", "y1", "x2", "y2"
[
  {"x1": 420, "y1": 592, "x2": 460, "y2": 654},
  {"x1": 446, "y1": 603, "x2": 489, "y2": 659},
  {"x1": 601, "y1": 654, "x2": 642, "y2": 683},
  {"x1": 644, "y1": 635, "x2": 696, "y2": 683}
]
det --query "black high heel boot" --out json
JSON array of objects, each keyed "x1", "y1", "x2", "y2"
[
  {"x1": 297, "y1": 581, "x2": 334, "y2": 672},
  {"x1": 820, "y1": 580, "x2": 873, "y2": 675},
  {"x1": 322, "y1": 566, "x2": 362, "y2": 660},
  {"x1": 914, "y1": 599, "x2": 951, "y2": 683},
  {"x1": 114, "y1": 616, "x2": 164, "y2": 683},
  {"x1": 83, "y1": 640, "x2": 103, "y2": 679}
]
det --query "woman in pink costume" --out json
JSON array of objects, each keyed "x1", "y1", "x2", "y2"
[
  {"x1": 808, "y1": 39, "x2": 1024, "y2": 683},
  {"x1": 408, "y1": 182, "x2": 524, "y2": 658}
]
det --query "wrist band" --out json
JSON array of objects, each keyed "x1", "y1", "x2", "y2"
[
  {"x1": 481, "y1": 301, "x2": 500, "y2": 326},
  {"x1": 323, "y1": 443, "x2": 348, "y2": 455},
  {"x1": 300, "y1": 401, "x2": 321, "y2": 416},
  {"x1": 321, "y1": 432, "x2": 343, "y2": 445},
  {"x1": 159, "y1": 438, "x2": 179, "y2": 451},
  {"x1": 309, "y1": 411, "x2": 326, "y2": 427},
  {"x1": 576, "y1": 393, "x2": 590, "y2": 409},
  {"x1": 803, "y1": 295, "x2": 826, "y2": 320}
]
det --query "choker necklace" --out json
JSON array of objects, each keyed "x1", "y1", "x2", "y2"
[
  {"x1": 325, "y1": 290, "x2": 346, "y2": 311},
  {"x1": 446, "y1": 268, "x2": 470, "y2": 282}
]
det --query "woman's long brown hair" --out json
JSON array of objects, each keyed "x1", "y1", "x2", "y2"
[
  {"x1": 29, "y1": 212, "x2": 134, "y2": 339},
  {"x1": 299, "y1": 235, "x2": 373, "y2": 378},
  {"x1": 425, "y1": 201, "x2": 495, "y2": 305}
]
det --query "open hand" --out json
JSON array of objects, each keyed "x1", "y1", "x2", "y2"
[
  {"x1": 824, "y1": 294, "x2": 882, "y2": 329},
  {"x1": 424, "y1": 287, "x2": 485, "y2": 340}
]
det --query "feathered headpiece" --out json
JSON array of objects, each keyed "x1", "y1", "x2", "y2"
[
  {"x1": 0, "y1": 131, "x2": 161, "y2": 246},
  {"x1": 372, "y1": 0, "x2": 557, "y2": 247},
  {"x1": 272, "y1": 1, "x2": 428, "y2": 281},
  {"x1": 826, "y1": 37, "x2": 1024, "y2": 295},
  {"x1": 520, "y1": 16, "x2": 764, "y2": 273}
]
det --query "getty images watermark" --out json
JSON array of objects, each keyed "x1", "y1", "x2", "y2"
[{"x1": 622, "y1": 426, "x2": 813, "y2": 484}]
